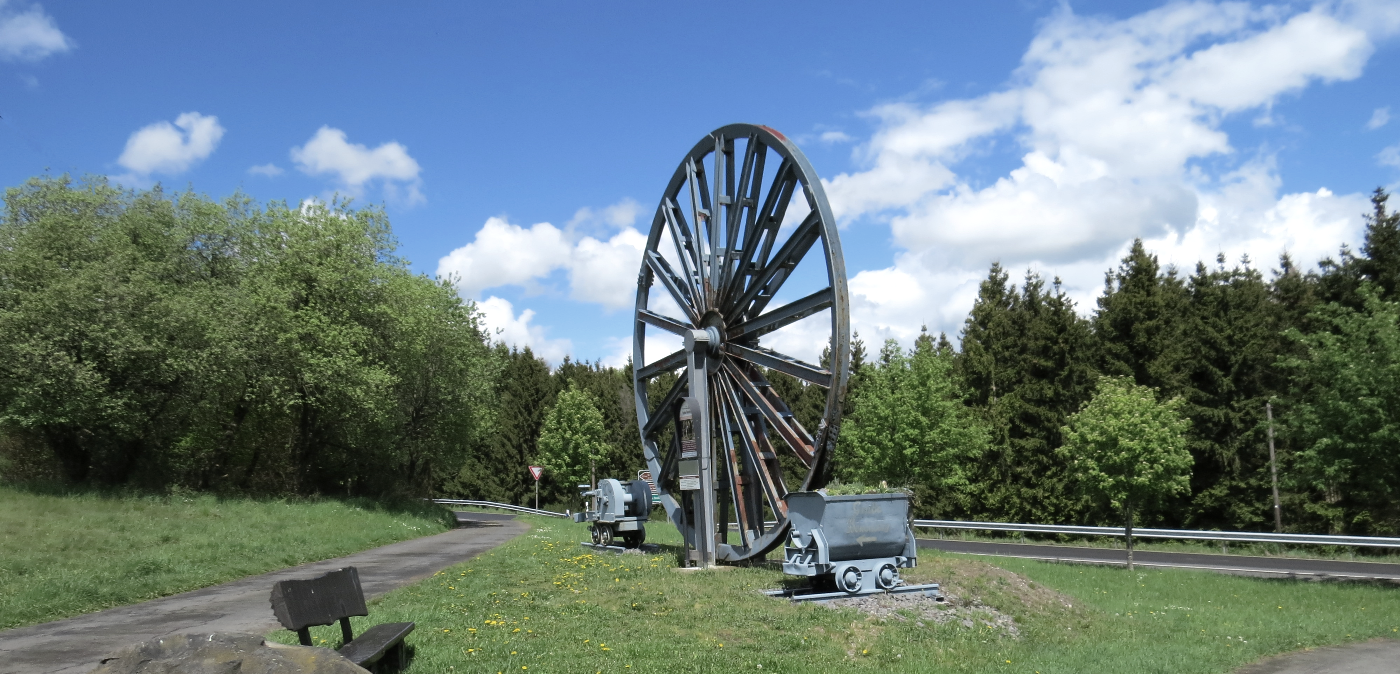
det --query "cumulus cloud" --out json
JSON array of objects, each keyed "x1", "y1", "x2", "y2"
[
  {"x1": 248, "y1": 163, "x2": 283, "y2": 177},
  {"x1": 568, "y1": 198, "x2": 642, "y2": 232},
  {"x1": 291, "y1": 126, "x2": 423, "y2": 204},
  {"x1": 475, "y1": 296, "x2": 572, "y2": 363},
  {"x1": 1370, "y1": 107, "x2": 1392, "y2": 130},
  {"x1": 117, "y1": 112, "x2": 224, "y2": 177},
  {"x1": 0, "y1": 1, "x2": 72, "y2": 62},
  {"x1": 1380, "y1": 142, "x2": 1400, "y2": 168},
  {"x1": 821, "y1": 1, "x2": 1383, "y2": 349},
  {"x1": 437, "y1": 198, "x2": 648, "y2": 311}
]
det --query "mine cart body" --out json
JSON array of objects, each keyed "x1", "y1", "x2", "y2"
[
  {"x1": 782, "y1": 491, "x2": 918, "y2": 594},
  {"x1": 573, "y1": 478, "x2": 652, "y2": 548}
]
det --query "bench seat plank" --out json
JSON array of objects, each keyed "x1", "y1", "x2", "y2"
[{"x1": 338, "y1": 621, "x2": 416, "y2": 666}]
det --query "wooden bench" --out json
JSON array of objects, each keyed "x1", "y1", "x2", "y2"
[{"x1": 270, "y1": 567, "x2": 415, "y2": 671}]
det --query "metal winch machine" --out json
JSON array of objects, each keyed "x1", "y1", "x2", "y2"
[{"x1": 573, "y1": 478, "x2": 654, "y2": 551}]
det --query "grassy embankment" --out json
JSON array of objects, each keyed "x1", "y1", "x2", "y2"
[
  {"x1": 0, "y1": 486, "x2": 453, "y2": 630},
  {"x1": 283, "y1": 513, "x2": 1400, "y2": 673}
]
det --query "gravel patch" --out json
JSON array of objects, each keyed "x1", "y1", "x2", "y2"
[{"x1": 821, "y1": 588, "x2": 1022, "y2": 638}]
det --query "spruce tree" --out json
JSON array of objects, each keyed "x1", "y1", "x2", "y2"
[
  {"x1": 1094, "y1": 239, "x2": 1191, "y2": 396},
  {"x1": 959, "y1": 266, "x2": 1096, "y2": 524},
  {"x1": 1360, "y1": 188, "x2": 1400, "y2": 300},
  {"x1": 1179, "y1": 255, "x2": 1287, "y2": 530}
]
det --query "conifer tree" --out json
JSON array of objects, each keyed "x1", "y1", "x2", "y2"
[
  {"x1": 958, "y1": 265, "x2": 1096, "y2": 523},
  {"x1": 1360, "y1": 188, "x2": 1400, "y2": 300},
  {"x1": 1178, "y1": 255, "x2": 1287, "y2": 530},
  {"x1": 474, "y1": 346, "x2": 554, "y2": 504},
  {"x1": 1094, "y1": 239, "x2": 1191, "y2": 396}
]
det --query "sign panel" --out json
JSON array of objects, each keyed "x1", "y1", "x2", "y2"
[
  {"x1": 638, "y1": 470, "x2": 659, "y2": 503},
  {"x1": 528, "y1": 465, "x2": 543, "y2": 481},
  {"x1": 679, "y1": 476, "x2": 701, "y2": 491}
]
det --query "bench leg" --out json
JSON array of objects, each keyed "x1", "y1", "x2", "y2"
[{"x1": 297, "y1": 628, "x2": 312, "y2": 647}]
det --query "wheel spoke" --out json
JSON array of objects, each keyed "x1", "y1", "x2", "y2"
[
  {"x1": 685, "y1": 159, "x2": 713, "y2": 304},
  {"x1": 715, "y1": 382, "x2": 755, "y2": 548},
  {"x1": 642, "y1": 374, "x2": 688, "y2": 438},
  {"x1": 663, "y1": 197, "x2": 704, "y2": 303},
  {"x1": 725, "y1": 210, "x2": 821, "y2": 323},
  {"x1": 752, "y1": 159, "x2": 797, "y2": 266},
  {"x1": 709, "y1": 135, "x2": 728, "y2": 296},
  {"x1": 644, "y1": 251, "x2": 699, "y2": 323},
  {"x1": 724, "y1": 156, "x2": 791, "y2": 307},
  {"x1": 717, "y1": 373, "x2": 788, "y2": 521},
  {"x1": 728, "y1": 287, "x2": 833, "y2": 341},
  {"x1": 720, "y1": 135, "x2": 761, "y2": 295},
  {"x1": 721, "y1": 358, "x2": 814, "y2": 466},
  {"x1": 636, "y1": 348, "x2": 686, "y2": 380},
  {"x1": 660, "y1": 431, "x2": 680, "y2": 490},
  {"x1": 639, "y1": 309, "x2": 691, "y2": 336},
  {"x1": 724, "y1": 343, "x2": 831, "y2": 388}
]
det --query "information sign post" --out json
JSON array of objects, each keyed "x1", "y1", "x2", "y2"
[{"x1": 529, "y1": 465, "x2": 544, "y2": 510}]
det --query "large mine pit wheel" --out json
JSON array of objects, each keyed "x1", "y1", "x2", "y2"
[{"x1": 632, "y1": 123, "x2": 850, "y2": 564}]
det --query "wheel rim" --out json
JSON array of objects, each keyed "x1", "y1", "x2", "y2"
[{"x1": 632, "y1": 124, "x2": 851, "y2": 563}]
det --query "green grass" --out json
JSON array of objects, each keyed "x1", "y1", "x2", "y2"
[
  {"x1": 287, "y1": 514, "x2": 1400, "y2": 673},
  {"x1": 0, "y1": 486, "x2": 453, "y2": 629}
]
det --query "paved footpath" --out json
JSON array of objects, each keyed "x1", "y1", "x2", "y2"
[
  {"x1": 0, "y1": 516, "x2": 528, "y2": 674},
  {"x1": 1234, "y1": 638, "x2": 1400, "y2": 673}
]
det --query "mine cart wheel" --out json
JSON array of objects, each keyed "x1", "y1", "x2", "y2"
[
  {"x1": 836, "y1": 565, "x2": 863, "y2": 594},
  {"x1": 589, "y1": 525, "x2": 603, "y2": 546},
  {"x1": 876, "y1": 563, "x2": 899, "y2": 590},
  {"x1": 597, "y1": 524, "x2": 614, "y2": 547},
  {"x1": 632, "y1": 124, "x2": 850, "y2": 564}
]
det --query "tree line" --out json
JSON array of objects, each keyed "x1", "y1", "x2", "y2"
[
  {"x1": 839, "y1": 188, "x2": 1400, "y2": 537},
  {"x1": 0, "y1": 176, "x2": 498, "y2": 495},
  {"x1": 4, "y1": 175, "x2": 1400, "y2": 537}
]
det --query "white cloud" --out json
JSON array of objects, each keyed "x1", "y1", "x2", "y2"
[
  {"x1": 1370, "y1": 107, "x2": 1392, "y2": 130},
  {"x1": 0, "y1": 1, "x2": 71, "y2": 62},
  {"x1": 436, "y1": 217, "x2": 574, "y2": 299},
  {"x1": 116, "y1": 112, "x2": 224, "y2": 176},
  {"x1": 1380, "y1": 142, "x2": 1400, "y2": 168},
  {"x1": 290, "y1": 126, "x2": 423, "y2": 204},
  {"x1": 821, "y1": 1, "x2": 1380, "y2": 351},
  {"x1": 570, "y1": 228, "x2": 648, "y2": 309},
  {"x1": 436, "y1": 198, "x2": 649, "y2": 311},
  {"x1": 568, "y1": 198, "x2": 642, "y2": 232},
  {"x1": 820, "y1": 131, "x2": 853, "y2": 143},
  {"x1": 248, "y1": 163, "x2": 283, "y2": 177},
  {"x1": 476, "y1": 296, "x2": 572, "y2": 364}
]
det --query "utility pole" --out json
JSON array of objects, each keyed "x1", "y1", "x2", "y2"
[{"x1": 1267, "y1": 402, "x2": 1282, "y2": 533}]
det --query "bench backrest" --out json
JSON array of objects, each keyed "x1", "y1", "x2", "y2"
[{"x1": 269, "y1": 567, "x2": 369, "y2": 631}]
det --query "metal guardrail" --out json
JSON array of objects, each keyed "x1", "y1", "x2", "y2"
[
  {"x1": 428, "y1": 500, "x2": 1400, "y2": 549},
  {"x1": 913, "y1": 519, "x2": 1400, "y2": 549},
  {"x1": 430, "y1": 499, "x2": 569, "y2": 518}
]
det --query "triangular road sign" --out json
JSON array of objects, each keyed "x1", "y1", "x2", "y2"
[{"x1": 528, "y1": 465, "x2": 543, "y2": 481}]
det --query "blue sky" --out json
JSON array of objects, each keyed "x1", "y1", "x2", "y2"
[{"x1": 3, "y1": 1, "x2": 1400, "y2": 366}]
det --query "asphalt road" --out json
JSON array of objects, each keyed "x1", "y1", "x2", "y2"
[
  {"x1": 917, "y1": 538, "x2": 1400, "y2": 580},
  {"x1": 0, "y1": 518, "x2": 527, "y2": 674}
]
